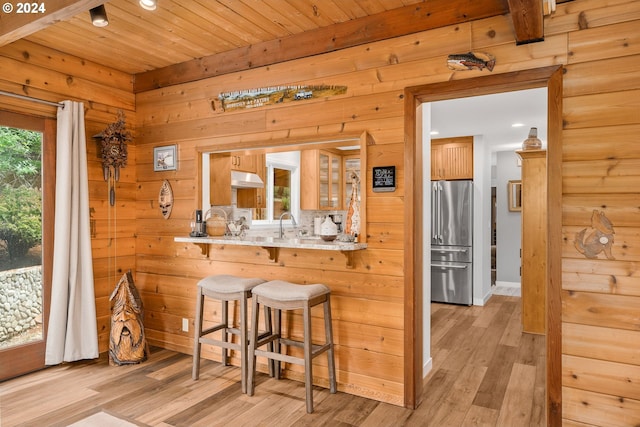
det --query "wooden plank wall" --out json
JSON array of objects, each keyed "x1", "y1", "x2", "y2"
[
  {"x1": 134, "y1": 59, "x2": 409, "y2": 405},
  {"x1": 0, "y1": 39, "x2": 136, "y2": 353},
  {"x1": 553, "y1": 0, "x2": 640, "y2": 425},
  {"x1": 0, "y1": 0, "x2": 638, "y2": 419},
  {"x1": 134, "y1": 0, "x2": 640, "y2": 412}
]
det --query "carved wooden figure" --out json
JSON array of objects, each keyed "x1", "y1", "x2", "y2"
[
  {"x1": 109, "y1": 271, "x2": 149, "y2": 366},
  {"x1": 574, "y1": 209, "x2": 615, "y2": 260}
]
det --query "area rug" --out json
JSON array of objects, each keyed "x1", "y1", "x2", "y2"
[{"x1": 66, "y1": 411, "x2": 140, "y2": 427}]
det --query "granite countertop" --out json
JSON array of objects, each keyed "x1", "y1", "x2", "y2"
[{"x1": 174, "y1": 235, "x2": 367, "y2": 251}]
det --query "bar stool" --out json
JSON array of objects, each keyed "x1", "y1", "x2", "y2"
[
  {"x1": 247, "y1": 280, "x2": 337, "y2": 413},
  {"x1": 192, "y1": 274, "x2": 267, "y2": 393}
]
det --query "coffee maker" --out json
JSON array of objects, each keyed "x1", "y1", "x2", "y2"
[
  {"x1": 329, "y1": 213, "x2": 343, "y2": 233},
  {"x1": 189, "y1": 209, "x2": 207, "y2": 237}
]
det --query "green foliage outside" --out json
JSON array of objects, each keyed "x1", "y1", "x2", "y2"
[
  {"x1": 276, "y1": 186, "x2": 290, "y2": 212},
  {"x1": 0, "y1": 127, "x2": 42, "y2": 189},
  {"x1": 0, "y1": 127, "x2": 42, "y2": 262},
  {"x1": 0, "y1": 185, "x2": 42, "y2": 259}
]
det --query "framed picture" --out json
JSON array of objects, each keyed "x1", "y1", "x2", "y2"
[
  {"x1": 154, "y1": 145, "x2": 177, "y2": 171},
  {"x1": 372, "y1": 166, "x2": 396, "y2": 192},
  {"x1": 508, "y1": 179, "x2": 522, "y2": 212}
]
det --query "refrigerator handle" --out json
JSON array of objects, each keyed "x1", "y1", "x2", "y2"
[
  {"x1": 431, "y1": 263, "x2": 468, "y2": 269},
  {"x1": 432, "y1": 182, "x2": 438, "y2": 240},
  {"x1": 436, "y1": 182, "x2": 443, "y2": 243}
]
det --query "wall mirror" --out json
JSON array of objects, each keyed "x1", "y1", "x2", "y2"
[
  {"x1": 196, "y1": 132, "x2": 369, "y2": 240},
  {"x1": 508, "y1": 179, "x2": 522, "y2": 212}
]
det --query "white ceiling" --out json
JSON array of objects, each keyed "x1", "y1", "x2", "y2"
[{"x1": 430, "y1": 87, "x2": 548, "y2": 153}]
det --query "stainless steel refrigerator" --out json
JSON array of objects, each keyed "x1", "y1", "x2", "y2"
[{"x1": 431, "y1": 180, "x2": 473, "y2": 305}]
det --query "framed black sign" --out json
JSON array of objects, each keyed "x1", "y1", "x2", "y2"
[{"x1": 372, "y1": 166, "x2": 396, "y2": 192}]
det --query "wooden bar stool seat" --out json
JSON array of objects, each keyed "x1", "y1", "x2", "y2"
[
  {"x1": 247, "y1": 280, "x2": 337, "y2": 413},
  {"x1": 192, "y1": 274, "x2": 267, "y2": 394}
]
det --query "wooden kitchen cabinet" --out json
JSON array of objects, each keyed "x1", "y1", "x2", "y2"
[
  {"x1": 255, "y1": 153, "x2": 266, "y2": 209},
  {"x1": 236, "y1": 154, "x2": 266, "y2": 209},
  {"x1": 210, "y1": 153, "x2": 262, "y2": 208},
  {"x1": 212, "y1": 152, "x2": 259, "y2": 174},
  {"x1": 431, "y1": 136, "x2": 473, "y2": 180},
  {"x1": 209, "y1": 153, "x2": 232, "y2": 206},
  {"x1": 517, "y1": 149, "x2": 547, "y2": 335},
  {"x1": 230, "y1": 153, "x2": 257, "y2": 173},
  {"x1": 300, "y1": 149, "x2": 342, "y2": 210}
]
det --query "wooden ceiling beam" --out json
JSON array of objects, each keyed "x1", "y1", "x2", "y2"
[
  {"x1": 134, "y1": 0, "x2": 509, "y2": 92},
  {"x1": 506, "y1": 0, "x2": 545, "y2": 45},
  {"x1": 0, "y1": 0, "x2": 104, "y2": 47}
]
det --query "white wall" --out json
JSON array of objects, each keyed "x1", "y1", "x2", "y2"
[
  {"x1": 496, "y1": 150, "x2": 522, "y2": 285},
  {"x1": 473, "y1": 135, "x2": 493, "y2": 305},
  {"x1": 420, "y1": 104, "x2": 432, "y2": 378}
]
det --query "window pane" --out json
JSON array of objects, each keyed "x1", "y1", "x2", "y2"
[
  {"x1": 0, "y1": 126, "x2": 43, "y2": 349},
  {"x1": 331, "y1": 156, "x2": 340, "y2": 208},
  {"x1": 272, "y1": 168, "x2": 291, "y2": 218}
]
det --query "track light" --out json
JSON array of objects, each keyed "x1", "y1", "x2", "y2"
[
  {"x1": 90, "y1": 5, "x2": 109, "y2": 27},
  {"x1": 139, "y1": 0, "x2": 157, "y2": 11}
]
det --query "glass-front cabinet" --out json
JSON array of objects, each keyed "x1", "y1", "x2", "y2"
[
  {"x1": 318, "y1": 151, "x2": 341, "y2": 209},
  {"x1": 319, "y1": 152, "x2": 329, "y2": 207},
  {"x1": 330, "y1": 154, "x2": 340, "y2": 208},
  {"x1": 302, "y1": 149, "x2": 342, "y2": 210}
]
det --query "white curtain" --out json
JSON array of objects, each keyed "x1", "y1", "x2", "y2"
[{"x1": 45, "y1": 101, "x2": 98, "y2": 365}]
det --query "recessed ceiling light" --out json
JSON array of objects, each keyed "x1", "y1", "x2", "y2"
[
  {"x1": 512, "y1": 123, "x2": 525, "y2": 128},
  {"x1": 430, "y1": 131, "x2": 439, "y2": 135},
  {"x1": 139, "y1": 0, "x2": 157, "y2": 11}
]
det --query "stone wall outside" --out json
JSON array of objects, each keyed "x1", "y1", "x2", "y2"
[{"x1": 0, "y1": 266, "x2": 42, "y2": 343}]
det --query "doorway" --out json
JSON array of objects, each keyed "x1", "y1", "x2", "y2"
[
  {"x1": 429, "y1": 87, "x2": 547, "y2": 302},
  {"x1": 0, "y1": 111, "x2": 55, "y2": 380},
  {"x1": 403, "y1": 66, "x2": 563, "y2": 424}
]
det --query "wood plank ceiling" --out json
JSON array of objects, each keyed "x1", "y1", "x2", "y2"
[{"x1": 0, "y1": 0, "x2": 569, "y2": 91}]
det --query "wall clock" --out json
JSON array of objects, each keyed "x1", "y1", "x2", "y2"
[{"x1": 94, "y1": 111, "x2": 131, "y2": 205}]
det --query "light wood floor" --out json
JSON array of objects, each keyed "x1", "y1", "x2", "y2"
[{"x1": 0, "y1": 295, "x2": 544, "y2": 427}]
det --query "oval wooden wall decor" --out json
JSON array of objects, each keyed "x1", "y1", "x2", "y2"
[
  {"x1": 574, "y1": 209, "x2": 615, "y2": 260},
  {"x1": 158, "y1": 180, "x2": 173, "y2": 219}
]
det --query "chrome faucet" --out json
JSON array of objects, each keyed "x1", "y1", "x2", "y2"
[{"x1": 279, "y1": 211, "x2": 297, "y2": 239}]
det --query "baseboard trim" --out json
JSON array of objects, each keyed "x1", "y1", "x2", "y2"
[
  {"x1": 495, "y1": 281, "x2": 521, "y2": 288},
  {"x1": 474, "y1": 291, "x2": 492, "y2": 306},
  {"x1": 423, "y1": 356, "x2": 433, "y2": 378}
]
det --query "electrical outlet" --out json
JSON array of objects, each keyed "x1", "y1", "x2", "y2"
[{"x1": 182, "y1": 318, "x2": 189, "y2": 332}]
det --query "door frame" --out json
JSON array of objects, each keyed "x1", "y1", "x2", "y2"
[
  {"x1": 403, "y1": 65, "x2": 563, "y2": 426},
  {"x1": 0, "y1": 110, "x2": 55, "y2": 380}
]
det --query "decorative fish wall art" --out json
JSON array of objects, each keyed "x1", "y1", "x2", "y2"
[{"x1": 447, "y1": 52, "x2": 495, "y2": 72}]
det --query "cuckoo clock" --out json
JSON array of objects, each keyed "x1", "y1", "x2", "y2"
[{"x1": 95, "y1": 111, "x2": 131, "y2": 205}]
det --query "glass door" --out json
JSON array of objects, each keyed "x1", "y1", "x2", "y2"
[
  {"x1": 319, "y1": 152, "x2": 329, "y2": 208},
  {"x1": 330, "y1": 155, "x2": 340, "y2": 208},
  {"x1": 0, "y1": 111, "x2": 54, "y2": 381},
  {"x1": 318, "y1": 151, "x2": 341, "y2": 209}
]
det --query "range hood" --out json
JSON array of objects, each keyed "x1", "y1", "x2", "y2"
[{"x1": 231, "y1": 170, "x2": 264, "y2": 188}]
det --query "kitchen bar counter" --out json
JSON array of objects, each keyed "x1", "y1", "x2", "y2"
[{"x1": 174, "y1": 235, "x2": 367, "y2": 268}]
